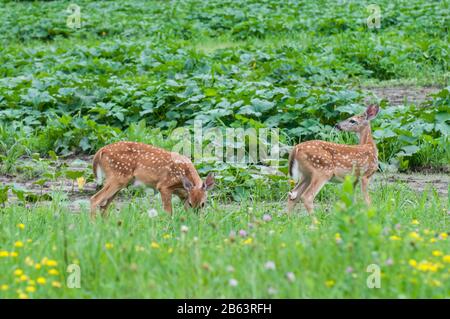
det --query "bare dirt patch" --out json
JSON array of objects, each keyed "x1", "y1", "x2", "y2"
[
  {"x1": 383, "y1": 173, "x2": 448, "y2": 198},
  {"x1": 364, "y1": 86, "x2": 441, "y2": 106}
]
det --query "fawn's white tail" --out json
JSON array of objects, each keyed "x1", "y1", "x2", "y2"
[{"x1": 93, "y1": 152, "x2": 105, "y2": 186}]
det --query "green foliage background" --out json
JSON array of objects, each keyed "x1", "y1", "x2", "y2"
[{"x1": 0, "y1": 0, "x2": 449, "y2": 187}]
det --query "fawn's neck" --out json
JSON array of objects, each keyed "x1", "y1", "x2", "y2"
[{"x1": 358, "y1": 125, "x2": 376, "y2": 148}]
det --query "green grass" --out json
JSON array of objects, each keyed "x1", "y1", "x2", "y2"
[{"x1": 0, "y1": 180, "x2": 448, "y2": 298}]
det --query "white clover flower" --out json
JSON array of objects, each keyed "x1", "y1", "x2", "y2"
[
  {"x1": 264, "y1": 261, "x2": 276, "y2": 270},
  {"x1": 181, "y1": 225, "x2": 189, "y2": 233},
  {"x1": 147, "y1": 208, "x2": 158, "y2": 218},
  {"x1": 286, "y1": 272, "x2": 295, "y2": 283},
  {"x1": 229, "y1": 278, "x2": 238, "y2": 287}
]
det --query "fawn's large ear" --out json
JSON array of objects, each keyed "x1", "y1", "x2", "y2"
[
  {"x1": 365, "y1": 104, "x2": 380, "y2": 120},
  {"x1": 202, "y1": 172, "x2": 215, "y2": 191},
  {"x1": 182, "y1": 176, "x2": 193, "y2": 191}
]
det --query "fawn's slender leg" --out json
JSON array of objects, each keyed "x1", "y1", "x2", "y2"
[
  {"x1": 158, "y1": 187, "x2": 173, "y2": 214},
  {"x1": 287, "y1": 177, "x2": 310, "y2": 213},
  {"x1": 91, "y1": 179, "x2": 130, "y2": 218},
  {"x1": 301, "y1": 174, "x2": 330, "y2": 214},
  {"x1": 91, "y1": 182, "x2": 113, "y2": 219},
  {"x1": 99, "y1": 192, "x2": 119, "y2": 216},
  {"x1": 361, "y1": 176, "x2": 371, "y2": 205}
]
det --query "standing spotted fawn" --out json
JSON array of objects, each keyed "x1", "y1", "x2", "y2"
[
  {"x1": 287, "y1": 104, "x2": 380, "y2": 214},
  {"x1": 90, "y1": 141, "x2": 215, "y2": 218}
]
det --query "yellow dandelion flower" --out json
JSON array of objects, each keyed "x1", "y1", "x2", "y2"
[
  {"x1": 77, "y1": 177, "x2": 86, "y2": 190},
  {"x1": 14, "y1": 241, "x2": 24, "y2": 248},
  {"x1": 45, "y1": 259, "x2": 58, "y2": 267},
  {"x1": 48, "y1": 269, "x2": 59, "y2": 276},
  {"x1": 162, "y1": 234, "x2": 171, "y2": 239},
  {"x1": 439, "y1": 232, "x2": 448, "y2": 239},
  {"x1": 105, "y1": 243, "x2": 114, "y2": 250},
  {"x1": 0, "y1": 251, "x2": 10, "y2": 257},
  {"x1": 10, "y1": 251, "x2": 18, "y2": 257},
  {"x1": 411, "y1": 219, "x2": 419, "y2": 225},
  {"x1": 1, "y1": 284, "x2": 9, "y2": 291},
  {"x1": 37, "y1": 277, "x2": 46, "y2": 285},
  {"x1": 41, "y1": 257, "x2": 48, "y2": 264},
  {"x1": 13, "y1": 269, "x2": 24, "y2": 276},
  {"x1": 408, "y1": 259, "x2": 417, "y2": 267},
  {"x1": 17, "y1": 223, "x2": 25, "y2": 230},
  {"x1": 442, "y1": 255, "x2": 450, "y2": 263},
  {"x1": 389, "y1": 235, "x2": 401, "y2": 241},
  {"x1": 35, "y1": 263, "x2": 42, "y2": 270},
  {"x1": 150, "y1": 242, "x2": 160, "y2": 249},
  {"x1": 51, "y1": 281, "x2": 62, "y2": 288},
  {"x1": 430, "y1": 238, "x2": 437, "y2": 243},
  {"x1": 432, "y1": 250, "x2": 443, "y2": 257},
  {"x1": 20, "y1": 275, "x2": 29, "y2": 282},
  {"x1": 409, "y1": 232, "x2": 422, "y2": 240},
  {"x1": 25, "y1": 286, "x2": 36, "y2": 293},
  {"x1": 242, "y1": 237, "x2": 253, "y2": 245},
  {"x1": 416, "y1": 260, "x2": 441, "y2": 273},
  {"x1": 325, "y1": 280, "x2": 335, "y2": 288}
]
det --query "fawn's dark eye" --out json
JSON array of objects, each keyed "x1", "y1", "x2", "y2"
[
  {"x1": 188, "y1": 201, "x2": 192, "y2": 207},
  {"x1": 201, "y1": 202, "x2": 205, "y2": 208},
  {"x1": 349, "y1": 119, "x2": 357, "y2": 124}
]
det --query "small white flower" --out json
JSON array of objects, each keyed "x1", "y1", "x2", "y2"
[
  {"x1": 267, "y1": 287, "x2": 277, "y2": 295},
  {"x1": 264, "y1": 261, "x2": 276, "y2": 270},
  {"x1": 286, "y1": 272, "x2": 295, "y2": 283},
  {"x1": 229, "y1": 278, "x2": 238, "y2": 287},
  {"x1": 193, "y1": 236, "x2": 198, "y2": 242},
  {"x1": 147, "y1": 208, "x2": 158, "y2": 218},
  {"x1": 181, "y1": 225, "x2": 189, "y2": 233}
]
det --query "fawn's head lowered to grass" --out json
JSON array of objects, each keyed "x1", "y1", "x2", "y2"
[{"x1": 181, "y1": 172, "x2": 215, "y2": 210}]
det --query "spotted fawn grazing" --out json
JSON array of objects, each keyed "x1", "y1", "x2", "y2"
[
  {"x1": 90, "y1": 141, "x2": 215, "y2": 217},
  {"x1": 287, "y1": 104, "x2": 380, "y2": 214}
]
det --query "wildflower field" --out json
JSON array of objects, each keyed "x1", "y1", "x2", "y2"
[{"x1": 0, "y1": 0, "x2": 449, "y2": 299}]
